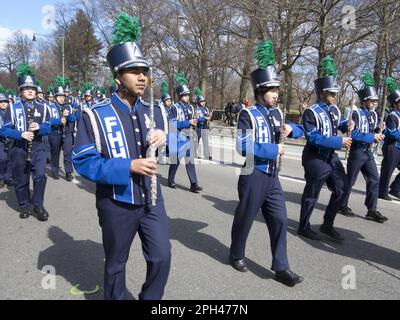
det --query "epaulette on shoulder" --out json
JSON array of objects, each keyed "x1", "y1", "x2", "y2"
[
  {"x1": 139, "y1": 98, "x2": 161, "y2": 109},
  {"x1": 90, "y1": 99, "x2": 111, "y2": 110},
  {"x1": 309, "y1": 103, "x2": 319, "y2": 110}
]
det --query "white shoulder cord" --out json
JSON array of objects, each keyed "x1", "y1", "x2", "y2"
[{"x1": 83, "y1": 108, "x2": 102, "y2": 154}]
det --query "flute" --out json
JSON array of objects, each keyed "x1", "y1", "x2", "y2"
[
  {"x1": 26, "y1": 108, "x2": 35, "y2": 162},
  {"x1": 149, "y1": 67, "x2": 157, "y2": 206}
]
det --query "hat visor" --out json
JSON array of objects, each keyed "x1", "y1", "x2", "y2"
[
  {"x1": 323, "y1": 86, "x2": 340, "y2": 93},
  {"x1": 114, "y1": 61, "x2": 150, "y2": 73},
  {"x1": 179, "y1": 91, "x2": 191, "y2": 96},
  {"x1": 256, "y1": 80, "x2": 281, "y2": 88},
  {"x1": 364, "y1": 95, "x2": 379, "y2": 101},
  {"x1": 19, "y1": 84, "x2": 37, "y2": 90}
]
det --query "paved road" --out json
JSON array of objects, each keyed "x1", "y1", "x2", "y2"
[{"x1": 0, "y1": 136, "x2": 399, "y2": 300}]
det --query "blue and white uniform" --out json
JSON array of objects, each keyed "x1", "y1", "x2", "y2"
[
  {"x1": 379, "y1": 110, "x2": 400, "y2": 197},
  {"x1": 72, "y1": 93, "x2": 171, "y2": 300},
  {"x1": 299, "y1": 100, "x2": 350, "y2": 232},
  {"x1": 0, "y1": 99, "x2": 51, "y2": 209},
  {"x1": 231, "y1": 103, "x2": 304, "y2": 271}
]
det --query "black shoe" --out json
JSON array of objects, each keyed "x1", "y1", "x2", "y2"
[
  {"x1": 319, "y1": 224, "x2": 344, "y2": 242},
  {"x1": 229, "y1": 258, "x2": 248, "y2": 273},
  {"x1": 5, "y1": 180, "x2": 13, "y2": 187},
  {"x1": 190, "y1": 183, "x2": 203, "y2": 193},
  {"x1": 337, "y1": 206, "x2": 355, "y2": 217},
  {"x1": 375, "y1": 210, "x2": 388, "y2": 221},
  {"x1": 0, "y1": 180, "x2": 4, "y2": 188},
  {"x1": 378, "y1": 195, "x2": 392, "y2": 201},
  {"x1": 209, "y1": 156, "x2": 213, "y2": 161},
  {"x1": 34, "y1": 206, "x2": 49, "y2": 222},
  {"x1": 66, "y1": 173, "x2": 74, "y2": 181},
  {"x1": 52, "y1": 173, "x2": 60, "y2": 180},
  {"x1": 366, "y1": 209, "x2": 386, "y2": 223},
  {"x1": 19, "y1": 207, "x2": 30, "y2": 219},
  {"x1": 297, "y1": 228, "x2": 321, "y2": 240},
  {"x1": 389, "y1": 190, "x2": 400, "y2": 200},
  {"x1": 275, "y1": 270, "x2": 304, "y2": 287},
  {"x1": 168, "y1": 182, "x2": 176, "y2": 189}
]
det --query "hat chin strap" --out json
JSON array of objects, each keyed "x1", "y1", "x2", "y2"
[{"x1": 119, "y1": 78, "x2": 138, "y2": 99}]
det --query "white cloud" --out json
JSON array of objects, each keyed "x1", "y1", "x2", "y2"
[{"x1": 0, "y1": 26, "x2": 35, "y2": 48}]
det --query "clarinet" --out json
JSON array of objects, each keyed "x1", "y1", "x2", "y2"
[
  {"x1": 344, "y1": 104, "x2": 357, "y2": 161},
  {"x1": 26, "y1": 106, "x2": 35, "y2": 162},
  {"x1": 3, "y1": 138, "x2": 10, "y2": 152},
  {"x1": 277, "y1": 104, "x2": 287, "y2": 171},
  {"x1": 61, "y1": 105, "x2": 68, "y2": 139},
  {"x1": 277, "y1": 84, "x2": 290, "y2": 171},
  {"x1": 148, "y1": 67, "x2": 157, "y2": 206},
  {"x1": 372, "y1": 102, "x2": 386, "y2": 157}
]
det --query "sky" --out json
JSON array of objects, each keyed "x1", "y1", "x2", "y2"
[{"x1": 0, "y1": 0, "x2": 66, "y2": 46}]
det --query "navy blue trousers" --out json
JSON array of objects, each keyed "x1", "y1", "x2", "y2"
[
  {"x1": 344, "y1": 148, "x2": 379, "y2": 210},
  {"x1": 230, "y1": 169, "x2": 289, "y2": 272},
  {"x1": 168, "y1": 149, "x2": 198, "y2": 185},
  {"x1": 96, "y1": 196, "x2": 171, "y2": 300},
  {"x1": 9, "y1": 143, "x2": 47, "y2": 208},
  {"x1": 0, "y1": 140, "x2": 12, "y2": 181},
  {"x1": 196, "y1": 127, "x2": 210, "y2": 159},
  {"x1": 49, "y1": 132, "x2": 73, "y2": 176},
  {"x1": 379, "y1": 144, "x2": 400, "y2": 196},
  {"x1": 300, "y1": 152, "x2": 349, "y2": 231}
]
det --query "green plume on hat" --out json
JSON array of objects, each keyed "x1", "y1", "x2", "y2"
[
  {"x1": 54, "y1": 75, "x2": 64, "y2": 87},
  {"x1": 35, "y1": 79, "x2": 41, "y2": 87},
  {"x1": 100, "y1": 87, "x2": 106, "y2": 95},
  {"x1": 385, "y1": 77, "x2": 398, "y2": 94},
  {"x1": 5, "y1": 89, "x2": 15, "y2": 96},
  {"x1": 64, "y1": 77, "x2": 71, "y2": 86},
  {"x1": 161, "y1": 80, "x2": 168, "y2": 96},
  {"x1": 112, "y1": 12, "x2": 141, "y2": 46},
  {"x1": 176, "y1": 73, "x2": 186, "y2": 86},
  {"x1": 110, "y1": 77, "x2": 116, "y2": 87},
  {"x1": 194, "y1": 87, "x2": 202, "y2": 98},
  {"x1": 83, "y1": 82, "x2": 93, "y2": 91},
  {"x1": 0, "y1": 83, "x2": 5, "y2": 93},
  {"x1": 361, "y1": 72, "x2": 374, "y2": 88},
  {"x1": 254, "y1": 40, "x2": 275, "y2": 69},
  {"x1": 16, "y1": 63, "x2": 34, "y2": 77},
  {"x1": 47, "y1": 85, "x2": 54, "y2": 92},
  {"x1": 318, "y1": 56, "x2": 337, "y2": 77}
]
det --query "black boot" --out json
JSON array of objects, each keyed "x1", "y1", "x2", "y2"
[
  {"x1": 168, "y1": 182, "x2": 176, "y2": 189},
  {"x1": 378, "y1": 194, "x2": 392, "y2": 201},
  {"x1": 337, "y1": 206, "x2": 355, "y2": 217},
  {"x1": 275, "y1": 270, "x2": 304, "y2": 287},
  {"x1": 34, "y1": 206, "x2": 49, "y2": 222},
  {"x1": 297, "y1": 228, "x2": 321, "y2": 240},
  {"x1": 366, "y1": 209, "x2": 386, "y2": 223},
  {"x1": 66, "y1": 173, "x2": 74, "y2": 181},
  {"x1": 389, "y1": 190, "x2": 400, "y2": 200},
  {"x1": 229, "y1": 257, "x2": 248, "y2": 272},
  {"x1": 319, "y1": 224, "x2": 344, "y2": 242},
  {"x1": 19, "y1": 207, "x2": 30, "y2": 219},
  {"x1": 190, "y1": 183, "x2": 203, "y2": 193}
]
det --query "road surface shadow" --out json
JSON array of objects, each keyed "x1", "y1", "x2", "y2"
[
  {"x1": 72, "y1": 175, "x2": 96, "y2": 194},
  {"x1": 201, "y1": 194, "x2": 400, "y2": 277},
  {"x1": 0, "y1": 186, "x2": 20, "y2": 213},
  {"x1": 37, "y1": 226, "x2": 136, "y2": 300},
  {"x1": 169, "y1": 217, "x2": 274, "y2": 280},
  {"x1": 158, "y1": 175, "x2": 191, "y2": 192},
  {"x1": 287, "y1": 218, "x2": 400, "y2": 278}
]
